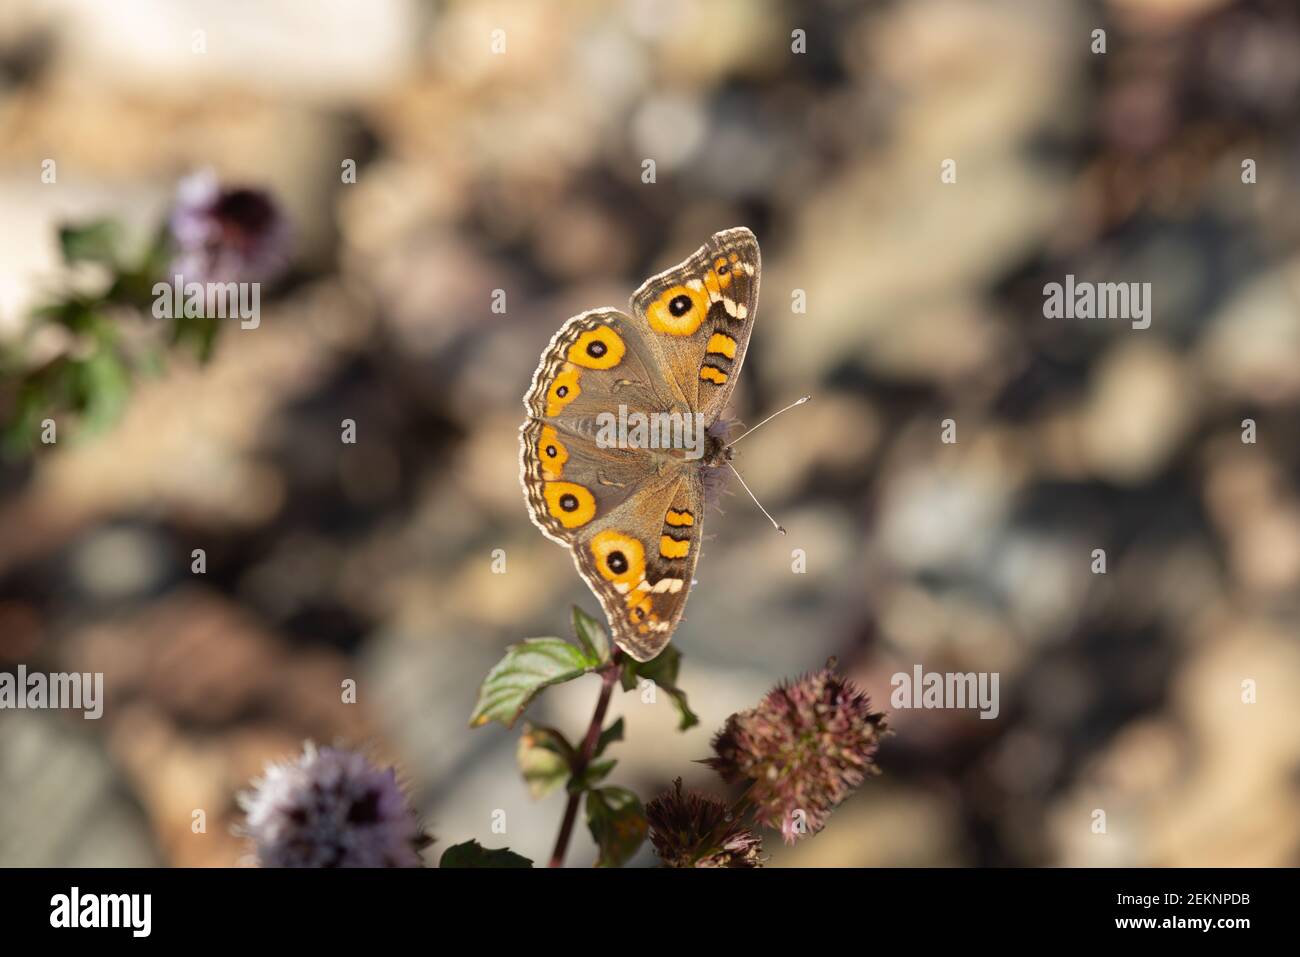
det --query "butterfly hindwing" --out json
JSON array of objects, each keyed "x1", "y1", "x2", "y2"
[
  {"x1": 520, "y1": 416, "x2": 650, "y2": 545},
  {"x1": 520, "y1": 417, "x2": 705, "y2": 661},
  {"x1": 569, "y1": 473, "x2": 706, "y2": 662},
  {"x1": 629, "y1": 227, "x2": 760, "y2": 423}
]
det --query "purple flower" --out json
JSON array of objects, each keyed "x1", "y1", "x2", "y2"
[
  {"x1": 168, "y1": 169, "x2": 290, "y2": 285},
  {"x1": 239, "y1": 743, "x2": 430, "y2": 868},
  {"x1": 705, "y1": 667, "x2": 887, "y2": 843},
  {"x1": 645, "y1": 778, "x2": 763, "y2": 868}
]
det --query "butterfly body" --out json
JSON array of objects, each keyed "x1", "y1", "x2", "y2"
[{"x1": 520, "y1": 228, "x2": 760, "y2": 661}]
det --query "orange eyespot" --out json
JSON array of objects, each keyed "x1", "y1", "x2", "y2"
[
  {"x1": 659, "y1": 535, "x2": 690, "y2": 559},
  {"x1": 590, "y1": 530, "x2": 645, "y2": 586},
  {"x1": 704, "y1": 257, "x2": 734, "y2": 295},
  {"x1": 543, "y1": 481, "x2": 596, "y2": 528},
  {"x1": 706, "y1": 333, "x2": 737, "y2": 359},
  {"x1": 567, "y1": 326, "x2": 625, "y2": 370},
  {"x1": 627, "y1": 594, "x2": 652, "y2": 622},
  {"x1": 646, "y1": 284, "x2": 707, "y2": 336},
  {"x1": 538, "y1": 426, "x2": 567, "y2": 479},
  {"x1": 545, "y1": 366, "x2": 581, "y2": 416}
]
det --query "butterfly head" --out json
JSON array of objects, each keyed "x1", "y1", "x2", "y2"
[{"x1": 702, "y1": 431, "x2": 734, "y2": 470}]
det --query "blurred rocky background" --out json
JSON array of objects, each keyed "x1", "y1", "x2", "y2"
[{"x1": 1, "y1": 0, "x2": 1298, "y2": 867}]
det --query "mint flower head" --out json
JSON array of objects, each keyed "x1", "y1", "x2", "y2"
[
  {"x1": 705, "y1": 667, "x2": 887, "y2": 844},
  {"x1": 645, "y1": 778, "x2": 763, "y2": 868},
  {"x1": 239, "y1": 743, "x2": 430, "y2": 868},
  {"x1": 168, "y1": 168, "x2": 290, "y2": 285}
]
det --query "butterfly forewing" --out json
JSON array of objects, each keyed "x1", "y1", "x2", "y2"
[
  {"x1": 522, "y1": 307, "x2": 687, "y2": 439},
  {"x1": 629, "y1": 227, "x2": 760, "y2": 424}
]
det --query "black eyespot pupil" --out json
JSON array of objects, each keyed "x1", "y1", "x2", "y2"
[
  {"x1": 587, "y1": 340, "x2": 607, "y2": 358},
  {"x1": 718, "y1": 264, "x2": 729, "y2": 275},
  {"x1": 559, "y1": 494, "x2": 578, "y2": 511},
  {"x1": 607, "y1": 550, "x2": 628, "y2": 574},
  {"x1": 668, "y1": 294, "x2": 692, "y2": 317},
  {"x1": 545, "y1": 445, "x2": 557, "y2": 457},
  {"x1": 556, "y1": 386, "x2": 568, "y2": 397}
]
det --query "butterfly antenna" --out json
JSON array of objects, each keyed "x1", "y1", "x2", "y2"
[
  {"x1": 726, "y1": 461, "x2": 786, "y2": 535},
  {"x1": 724, "y1": 395, "x2": 811, "y2": 450}
]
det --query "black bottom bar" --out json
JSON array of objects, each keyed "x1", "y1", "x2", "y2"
[{"x1": 0, "y1": 866, "x2": 1286, "y2": 942}]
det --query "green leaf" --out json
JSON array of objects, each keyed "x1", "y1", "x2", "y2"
[
  {"x1": 75, "y1": 349, "x2": 130, "y2": 433},
  {"x1": 620, "y1": 645, "x2": 699, "y2": 731},
  {"x1": 58, "y1": 220, "x2": 121, "y2": 266},
  {"x1": 469, "y1": 637, "x2": 600, "y2": 729},
  {"x1": 568, "y1": 757, "x2": 617, "y2": 794},
  {"x1": 585, "y1": 787, "x2": 647, "y2": 868},
  {"x1": 517, "y1": 722, "x2": 574, "y2": 800},
  {"x1": 571, "y1": 605, "x2": 611, "y2": 663},
  {"x1": 439, "y1": 840, "x2": 533, "y2": 868},
  {"x1": 593, "y1": 717, "x2": 624, "y2": 758},
  {"x1": 172, "y1": 314, "x2": 221, "y2": 363}
]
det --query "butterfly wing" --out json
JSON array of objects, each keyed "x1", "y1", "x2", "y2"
[
  {"x1": 520, "y1": 306, "x2": 707, "y2": 661},
  {"x1": 522, "y1": 307, "x2": 687, "y2": 441},
  {"x1": 629, "y1": 227, "x2": 760, "y2": 423},
  {"x1": 573, "y1": 471, "x2": 706, "y2": 662},
  {"x1": 521, "y1": 421, "x2": 705, "y2": 661}
]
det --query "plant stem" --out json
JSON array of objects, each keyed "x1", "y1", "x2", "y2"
[{"x1": 549, "y1": 658, "x2": 621, "y2": 867}]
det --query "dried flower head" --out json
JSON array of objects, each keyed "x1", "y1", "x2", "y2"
[
  {"x1": 705, "y1": 666, "x2": 887, "y2": 843},
  {"x1": 168, "y1": 168, "x2": 290, "y2": 285},
  {"x1": 239, "y1": 743, "x2": 430, "y2": 868},
  {"x1": 645, "y1": 778, "x2": 763, "y2": 868}
]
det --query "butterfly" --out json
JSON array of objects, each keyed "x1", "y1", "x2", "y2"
[{"x1": 520, "y1": 227, "x2": 760, "y2": 662}]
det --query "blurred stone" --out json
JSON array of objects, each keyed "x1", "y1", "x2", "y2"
[
  {"x1": 734, "y1": 392, "x2": 880, "y2": 502},
  {"x1": 0, "y1": 711, "x2": 161, "y2": 866},
  {"x1": 1050, "y1": 619, "x2": 1300, "y2": 865},
  {"x1": 1080, "y1": 341, "x2": 1195, "y2": 483},
  {"x1": 1203, "y1": 449, "x2": 1300, "y2": 595},
  {"x1": 28, "y1": 0, "x2": 420, "y2": 102},
  {"x1": 988, "y1": 530, "x2": 1089, "y2": 639},
  {"x1": 773, "y1": 786, "x2": 966, "y2": 866},
  {"x1": 631, "y1": 94, "x2": 707, "y2": 174},
  {"x1": 876, "y1": 434, "x2": 1022, "y2": 574},
  {"x1": 0, "y1": 601, "x2": 45, "y2": 662},
  {"x1": 69, "y1": 525, "x2": 168, "y2": 600},
  {"x1": 532, "y1": 201, "x2": 637, "y2": 282},
  {"x1": 1199, "y1": 257, "x2": 1300, "y2": 403}
]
